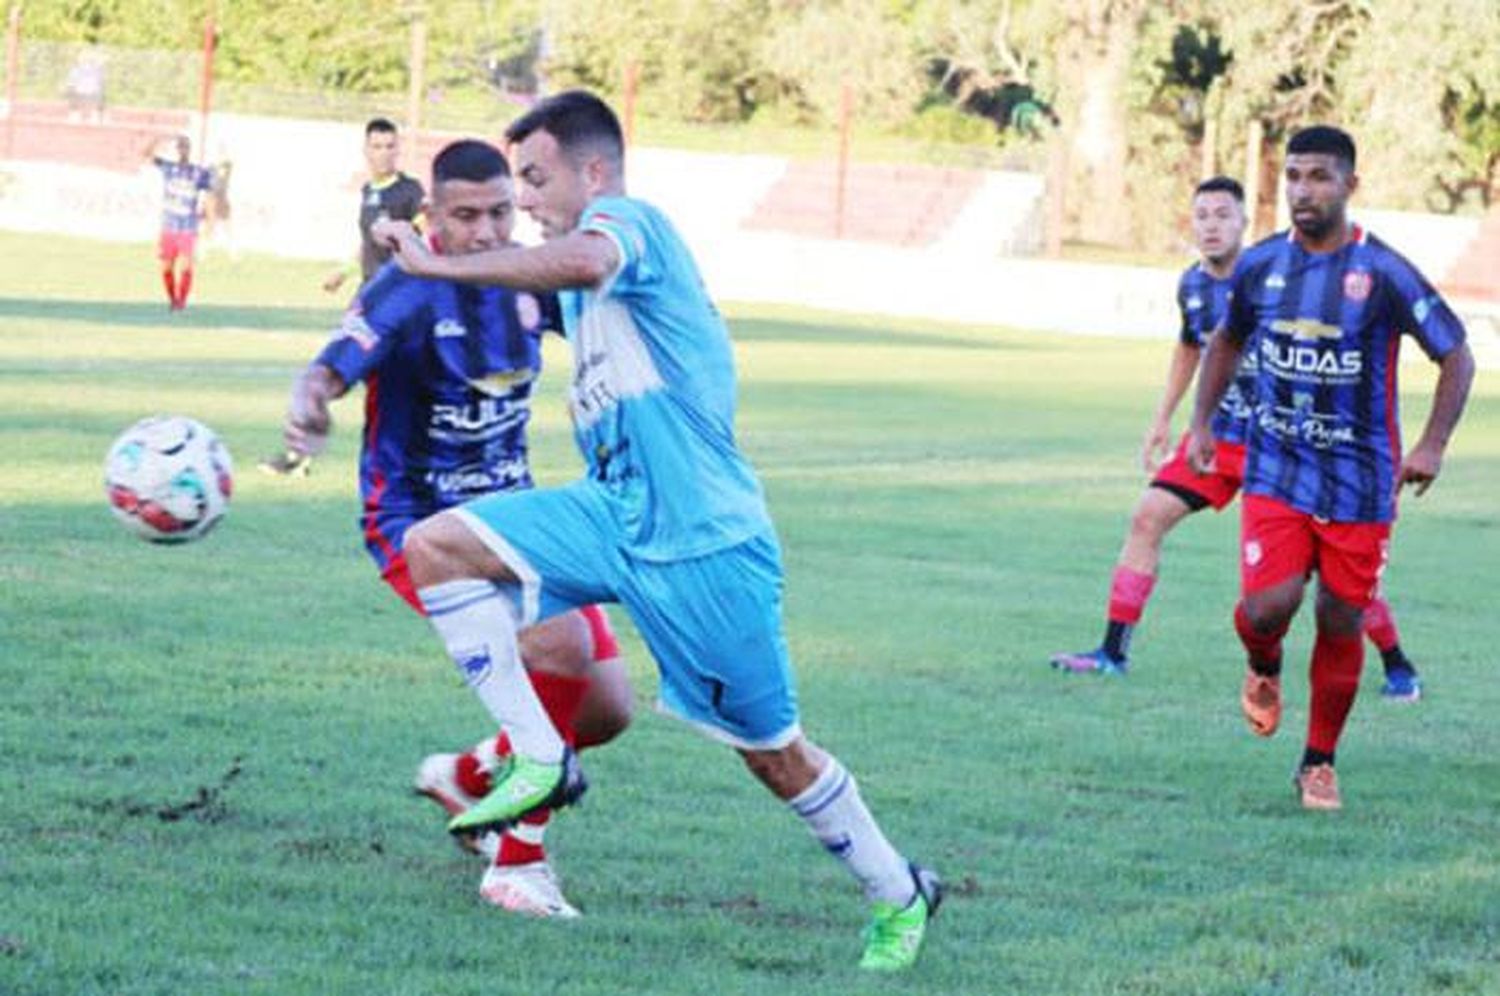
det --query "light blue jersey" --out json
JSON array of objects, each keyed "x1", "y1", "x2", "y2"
[
  {"x1": 458, "y1": 193, "x2": 800, "y2": 748},
  {"x1": 559, "y1": 195, "x2": 771, "y2": 562}
]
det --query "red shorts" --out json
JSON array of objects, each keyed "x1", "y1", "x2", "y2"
[
  {"x1": 158, "y1": 229, "x2": 197, "y2": 262},
  {"x1": 381, "y1": 552, "x2": 620, "y2": 662},
  {"x1": 1240, "y1": 494, "x2": 1390, "y2": 609},
  {"x1": 1151, "y1": 434, "x2": 1245, "y2": 511}
]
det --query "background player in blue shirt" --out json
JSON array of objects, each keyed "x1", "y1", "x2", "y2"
[
  {"x1": 145, "y1": 134, "x2": 213, "y2": 311},
  {"x1": 282, "y1": 139, "x2": 634, "y2": 917},
  {"x1": 1190, "y1": 126, "x2": 1475, "y2": 810},
  {"x1": 1051, "y1": 177, "x2": 1422, "y2": 697},
  {"x1": 374, "y1": 91, "x2": 941, "y2": 972}
]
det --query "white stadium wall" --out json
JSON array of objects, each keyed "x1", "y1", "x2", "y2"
[{"x1": 1, "y1": 110, "x2": 1494, "y2": 366}]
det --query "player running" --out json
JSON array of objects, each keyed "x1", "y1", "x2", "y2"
[
  {"x1": 282, "y1": 139, "x2": 634, "y2": 916},
  {"x1": 1189, "y1": 126, "x2": 1474, "y2": 810},
  {"x1": 1050, "y1": 177, "x2": 1424, "y2": 701},
  {"x1": 145, "y1": 134, "x2": 213, "y2": 312},
  {"x1": 374, "y1": 91, "x2": 941, "y2": 972}
]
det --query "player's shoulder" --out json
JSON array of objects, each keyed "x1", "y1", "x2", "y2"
[
  {"x1": 1228, "y1": 233, "x2": 1285, "y2": 282},
  {"x1": 1355, "y1": 227, "x2": 1427, "y2": 282},
  {"x1": 1241, "y1": 231, "x2": 1286, "y2": 265},
  {"x1": 360, "y1": 263, "x2": 432, "y2": 314}
]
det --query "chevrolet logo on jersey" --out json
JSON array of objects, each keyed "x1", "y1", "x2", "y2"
[
  {"x1": 466, "y1": 369, "x2": 536, "y2": 397},
  {"x1": 1270, "y1": 318, "x2": 1343, "y2": 341}
]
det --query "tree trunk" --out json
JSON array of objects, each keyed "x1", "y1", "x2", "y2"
[{"x1": 1054, "y1": 0, "x2": 1144, "y2": 248}]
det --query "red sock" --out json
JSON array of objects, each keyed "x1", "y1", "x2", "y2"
[
  {"x1": 1234, "y1": 601, "x2": 1288, "y2": 673},
  {"x1": 1106, "y1": 566, "x2": 1156, "y2": 624},
  {"x1": 1307, "y1": 629, "x2": 1364, "y2": 756},
  {"x1": 530, "y1": 671, "x2": 589, "y2": 747},
  {"x1": 498, "y1": 809, "x2": 550, "y2": 865},
  {"x1": 175, "y1": 268, "x2": 194, "y2": 308},
  {"x1": 1362, "y1": 596, "x2": 1399, "y2": 653},
  {"x1": 161, "y1": 268, "x2": 177, "y2": 305}
]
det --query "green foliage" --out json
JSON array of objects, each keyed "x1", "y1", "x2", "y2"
[
  {"x1": 17, "y1": 0, "x2": 1500, "y2": 236},
  {"x1": 1433, "y1": 77, "x2": 1500, "y2": 211}
]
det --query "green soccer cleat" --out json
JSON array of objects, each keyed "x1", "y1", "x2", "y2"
[
  {"x1": 447, "y1": 748, "x2": 586, "y2": 836},
  {"x1": 858, "y1": 863, "x2": 943, "y2": 972}
]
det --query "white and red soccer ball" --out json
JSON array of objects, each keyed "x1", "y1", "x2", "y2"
[{"x1": 103, "y1": 415, "x2": 234, "y2": 543}]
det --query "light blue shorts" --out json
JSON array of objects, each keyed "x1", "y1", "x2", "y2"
[{"x1": 454, "y1": 480, "x2": 802, "y2": 750}]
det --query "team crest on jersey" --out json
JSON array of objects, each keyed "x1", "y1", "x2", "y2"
[
  {"x1": 516, "y1": 292, "x2": 542, "y2": 332},
  {"x1": 1244, "y1": 540, "x2": 1263, "y2": 567},
  {"x1": 1343, "y1": 271, "x2": 1372, "y2": 301},
  {"x1": 434, "y1": 318, "x2": 467, "y2": 339}
]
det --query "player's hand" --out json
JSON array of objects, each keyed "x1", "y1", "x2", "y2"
[
  {"x1": 371, "y1": 219, "x2": 437, "y2": 276},
  {"x1": 322, "y1": 269, "x2": 348, "y2": 294},
  {"x1": 284, "y1": 395, "x2": 331, "y2": 458},
  {"x1": 1186, "y1": 424, "x2": 1216, "y2": 475},
  {"x1": 1141, "y1": 418, "x2": 1171, "y2": 473},
  {"x1": 1397, "y1": 442, "x2": 1443, "y2": 497}
]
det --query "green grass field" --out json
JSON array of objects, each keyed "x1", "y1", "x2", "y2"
[{"x1": 2, "y1": 233, "x2": 1498, "y2": 995}]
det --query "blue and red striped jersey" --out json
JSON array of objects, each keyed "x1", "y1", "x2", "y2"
[
  {"x1": 315, "y1": 263, "x2": 559, "y2": 519},
  {"x1": 1223, "y1": 226, "x2": 1466, "y2": 522},
  {"x1": 153, "y1": 158, "x2": 213, "y2": 233},
  {"x1": 1178, "y1": 262, "x2": 1254, "y2": 444}
]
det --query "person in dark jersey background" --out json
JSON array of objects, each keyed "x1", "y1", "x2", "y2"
[{"x1": 322, "y1": 117, "x2": 426, "y2": 295}]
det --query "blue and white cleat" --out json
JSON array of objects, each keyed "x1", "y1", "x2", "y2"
[
  {"x1": 1049, "y1": 648, "x2": 1128, "y2": 676},
  {"x1": 1380, "y1": 666, "x2": 1422, "y2": 703}
]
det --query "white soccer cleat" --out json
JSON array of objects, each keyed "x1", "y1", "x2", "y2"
[
  {"x1": 413, "y1": 753, "x2": 499, "y2": 860},
  {"x1": 479, "y1": 861, "x2": 581, "y2": 918}
]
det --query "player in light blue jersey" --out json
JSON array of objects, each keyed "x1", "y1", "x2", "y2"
[
  {"x1": 283, "y1": 139, "x2": 634, "y2": 917},
  {"x1": 374, "y1": 91, "x2": 940, "y2": 972}
]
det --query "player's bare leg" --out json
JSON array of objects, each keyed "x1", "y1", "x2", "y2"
[
  {"x1": 1052, "y1": 487, "x2": 1195, "y2": 675},
  {"x1": 739, "y1": 736, "x2": 942, "y2": 971}
]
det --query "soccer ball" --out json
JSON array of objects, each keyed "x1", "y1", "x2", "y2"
[{"x1": 103, "y1": 415, "x2": 234, "y2": 543}]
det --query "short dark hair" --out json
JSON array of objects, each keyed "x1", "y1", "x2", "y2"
[
  {"x1": 365, "y1": 117, "x2": 398, "y2": 138},
  {"x1": 1194, "y1": 175, "x2": 1244, "y2": 202},
  {"x1": 504, "y1": 90, "x2": 623, "y2": 166},
  {"x1": 432, "y1": 139, "x2": 510, "y2": 185},
  {"x1": 1286, "y1": 125, "x2": 1356, "y2": 171}
]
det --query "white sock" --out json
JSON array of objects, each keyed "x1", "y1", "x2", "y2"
[
  {"x1": 418, "y1": 580, "x2": 564, "y2": 763},
  {"x1": 788, "y1": 756, "x2": 915, "y2": 905}
]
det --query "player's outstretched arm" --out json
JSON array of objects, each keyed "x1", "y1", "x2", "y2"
[
  {"x1": 284, "y1": 363, "x2": 347, "y2": 458},
  {"x1": 1186, "y1": 330, "x2": 1241, "y2": 473},
  {"x1": 1399, "y1": 342, "x2": 1476, "y2": 496},
  {"x1": 374, "y1": 220, "x2": 619, "y2": 293},
  {"x1": 1143, "y1": 341, "x2": 1202, "y2": 472}
]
